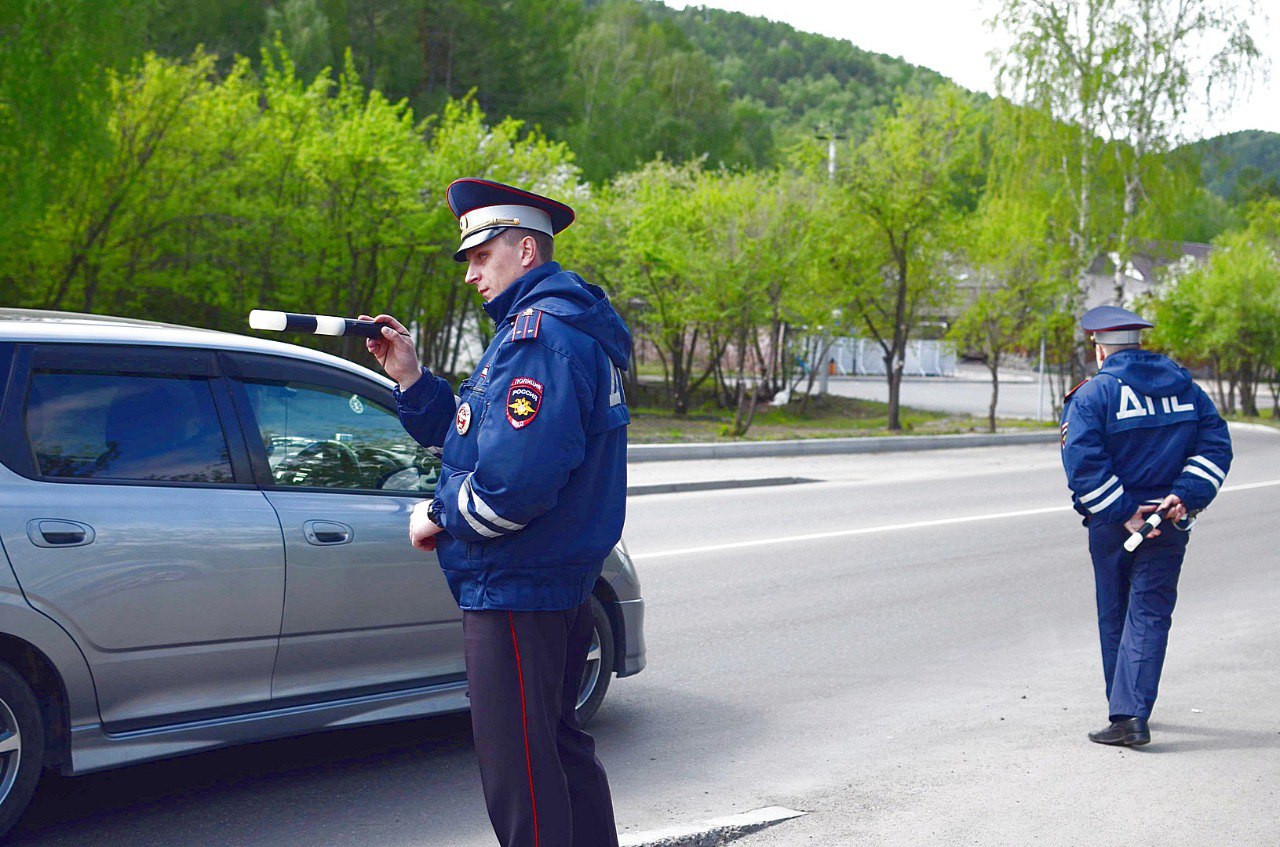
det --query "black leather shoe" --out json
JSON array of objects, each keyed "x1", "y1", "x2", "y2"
[{"x1": 1088, "y1": 717, "x2": 1150, "y2": 747}]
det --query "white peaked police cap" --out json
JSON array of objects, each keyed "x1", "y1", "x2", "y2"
[{"x1": 447, "y1": 178, "x2": 576, "y2": 262}]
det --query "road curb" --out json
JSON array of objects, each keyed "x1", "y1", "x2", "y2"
[
  {"x1": 627, "y1": 429, "x2": 1059, "y2": 463},
  {"x1": 627, "y1": 476, "x2": 819, "y2": 497},
  {"x1": 1227, "y1": 421, "x2": 1280, "y2": 435}
]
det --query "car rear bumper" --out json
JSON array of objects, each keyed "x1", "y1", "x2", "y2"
[{"x1": 615, "y1": 598, "x2": 645, "y2": 677}]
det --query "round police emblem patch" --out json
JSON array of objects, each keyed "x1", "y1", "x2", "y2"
[{"x1": 455, "y1": 401, "x2": 472, "y2": 435}]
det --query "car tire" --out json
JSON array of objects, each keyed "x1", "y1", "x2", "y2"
[
  {"x1": 575, "y1": 596, "x2": 615, "y2": 726},
  {"x1": 0, "y1": 662, "x2": 45, "y2": 838}
]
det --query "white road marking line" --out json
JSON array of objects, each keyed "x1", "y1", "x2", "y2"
[
  {"x1": 630, "y1": 478, "x2": 1280, "y2": 561},
  {"x1": 619, "y1": 806, "x2": 805, "y2": 847},
  {"x1": 631, "y1": 504, "x2": 1067, "y2": 560}
]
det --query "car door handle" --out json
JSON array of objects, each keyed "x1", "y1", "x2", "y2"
[
  {"x1": 27, "y1": 520, "x2": 96, "y2": 548},
  {"x1": 303, "y1": 521, "x2": 353, "y2": 546}
]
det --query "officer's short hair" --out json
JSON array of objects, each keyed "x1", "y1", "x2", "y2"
[{"x1": 499, "y1": 227, "x2": 554, "y2": 263}]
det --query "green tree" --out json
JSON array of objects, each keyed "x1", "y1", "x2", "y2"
[
  {"x1": 691, "y1": 168, "x2": 816, "y2": 435},
  {"x1": 949, "y1": 192, "x2": 1072, "y2": 431},
  {"x1": 572, "y1": 158, "x2": 714, "y2": 415},
  {"x1": 147, "y1": 0, "x2": 265, "y2": 57},
  {"x1": 265, "y1": 0, "x2": 335, "y2": 82},
  {"x1": 838, "y1": 85, "x2": 982, "y2": 430},
  {"x1": 563, "y1": 2, "x2": 738, "y2": 182},
  {"x1": 991, "y1": 0, "x2": 1264, "y2": 308},
  {"x1": 1149, "y1": 200, "x2": 1280, "y2": 416},
  {"x1": 327, "y1": 0, "x2": 581, "y2": 134},
  {"x1": 7, "y1": 51, "x2": 241, "y2": 313},
  {"x1": 2, "y1": 44, "x2": 581, "y2": 374},
  {"x1": 0, "y1": 0, "x2": 155, "y2": 243}
]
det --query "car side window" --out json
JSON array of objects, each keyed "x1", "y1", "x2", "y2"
[
  {"x1": 238, "y1": 380, "x2": 439, "y2": 493},
  {"x1": 25, "y1": 371, "x2": 233, "y2": 483}
]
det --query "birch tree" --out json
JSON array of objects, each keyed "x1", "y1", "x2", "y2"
[{"x1": 991, "y1": 0, "x2": 1264, "y2": 307}]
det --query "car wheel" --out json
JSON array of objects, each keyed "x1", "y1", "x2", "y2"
[
  {"x1": 0, "y1": 662, "x2": 45, "y2": 838},
  {"x1": 575, "y1": 596, "x2": 615, "y2": 726}
]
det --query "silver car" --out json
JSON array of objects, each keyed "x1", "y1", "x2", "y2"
[{"x1": 0, "y1": 309, "x2": 645, "y2": 836}]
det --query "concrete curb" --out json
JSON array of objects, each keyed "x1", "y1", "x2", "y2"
[
  {"x1": 627, "y1": 429, "x2": 1059, "y2": 463},
  {"x1": 627, "y1": 476, "x2": 819, "y2": 497},
  {"x1": 1228, "y1": 421, "x2": 1280, "y2": 435}
]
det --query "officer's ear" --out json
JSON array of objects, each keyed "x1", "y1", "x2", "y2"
[{"x1": 519, "y1": 235, "x2": 538, "y2": 268}]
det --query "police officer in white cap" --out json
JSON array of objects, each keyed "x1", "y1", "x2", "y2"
[
  {"x1": 1060, "y1": 305, "x2": 1232, "y2": 747},
  {"x1": 363, "y1": 178, "x2": 631, "y2": 846}
]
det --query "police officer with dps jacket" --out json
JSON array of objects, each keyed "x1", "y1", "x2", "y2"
[
  {"x1": 363, "y1": 179, "x2": 630, "y2": 847},
  {"x1": 1060, "y1": 306, "x2": 1232, "y2": 747}
]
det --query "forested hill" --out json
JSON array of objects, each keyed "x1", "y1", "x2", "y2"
[
  {"x1": 648, "y1": 3, "x2": 949, "y2": 142},
  {"x1": 134, "y1": 0, "x2": 952, "y2": 180},
  {"x1": 1179, "y1": 131, "x2": 1280, "y2": 203}
]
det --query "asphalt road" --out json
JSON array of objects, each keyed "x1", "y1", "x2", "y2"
[{"x1": 10, "y1": 427, "x2": 1279, "y2": 846}]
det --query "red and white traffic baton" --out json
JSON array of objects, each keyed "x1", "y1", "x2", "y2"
[{"x1": 249, "y1": 310, "x2": 387, "y2": 339}]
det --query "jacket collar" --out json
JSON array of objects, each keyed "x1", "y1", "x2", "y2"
[{"x1": 483, "y1": 261, "x2": 562, "y2": 325}]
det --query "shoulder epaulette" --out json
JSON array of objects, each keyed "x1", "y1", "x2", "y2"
[
  {"x1": 1064, "y1": 377, "x2": 1090, "y2": 401},
  {"x1": 510, "y1": 308, "x2": 542, "y2": 342}
]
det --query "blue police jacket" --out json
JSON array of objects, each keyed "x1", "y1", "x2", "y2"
[
  {"x1": 1061, "y1": 349, "x2": 1232, "y2": 524},
  {"x1": 395, "y1": 261, "x2": 632, "y2": 611}
]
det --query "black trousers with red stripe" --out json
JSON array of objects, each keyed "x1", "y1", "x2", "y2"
[{"x1": 463, "y1": 602, "x2": 619, "y2": 847}]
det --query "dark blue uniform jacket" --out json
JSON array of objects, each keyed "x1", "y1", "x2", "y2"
[
  {"x1": 1061, "y1": 349, "x2": 1232, "y2": 525},
  {"x1": 396, "y1": 262, "x2": 632, "y2": 611}
]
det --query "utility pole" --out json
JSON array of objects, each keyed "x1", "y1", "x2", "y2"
[{"x1": 814, "y1": 128, "x2": 845, "y2": 394}]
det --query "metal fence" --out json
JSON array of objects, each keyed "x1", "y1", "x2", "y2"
[{"x1": 813, "y1": 337, "x2": 957, "y2": 377}]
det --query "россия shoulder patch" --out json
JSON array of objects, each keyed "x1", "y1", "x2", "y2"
[{"x1": 506, "y1": 377, "x2": 543, "y2": 429}]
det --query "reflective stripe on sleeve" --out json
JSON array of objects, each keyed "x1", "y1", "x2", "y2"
[
  {"x1": 463, "y1": 477, "x2": 527, "y2": 532},
  {"x1": 1183, "y1": 465, "x2": 1222, "y2": 491},
  {"x1": 458, "y1": 483, "x2": 504, "y2": 538},
  {"x1": 1188, "y1": 455, "x2": 1226, "y2": 482},
  {"x1": 1079, "y1": 474, "x2": 1120, "y2": 506},
  {"x1": 1087, "y1": 485, "x2": 1126, "y2": 513}
]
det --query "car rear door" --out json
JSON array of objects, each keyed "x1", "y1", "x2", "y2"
[
  {"x1": 0, "y1": 343, "x2": 286, "y2": 730},
  {"x1": 221, "y1": 352, "x2": 464, "y2": 701}
]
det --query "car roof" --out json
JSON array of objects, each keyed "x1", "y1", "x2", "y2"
[{"x1": 0, "y1": 308, "x2": 396, "y2": 388}]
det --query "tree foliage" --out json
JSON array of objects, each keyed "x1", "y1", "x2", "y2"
[
  {"x1": 992, "y1": 0, "x2": 1263, "y2": 290},
  {"x1": 836, "y1": 85, "x2": 983, "y2": 430},
  {"x1": 3, "y1": 0, "x2": 1277, "y2": 433},
  {"x1": 1149, "y1": 200, "x2": 1280, "y2": 416},
  {"x1": 0, "y1": 0, "x2": 154, "y2": 238},
  {"x1": 0, "y1": 48, "x2": 581, "y2": 372}
]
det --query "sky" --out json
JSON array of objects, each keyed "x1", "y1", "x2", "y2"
[{"x1": 662, "y1": 0, "x2": 1278, "y2": 141}]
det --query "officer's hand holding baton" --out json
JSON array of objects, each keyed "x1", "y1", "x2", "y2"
[
  {"x1": 249, "y1": 309, "x2": 419, "y2": 388},
  {"x1": 1124, "y1": 494, "x2": 1187, "y2": 551},
  {"x1": 357, "y1": 313, "x2": 420, "y2": 390}
]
